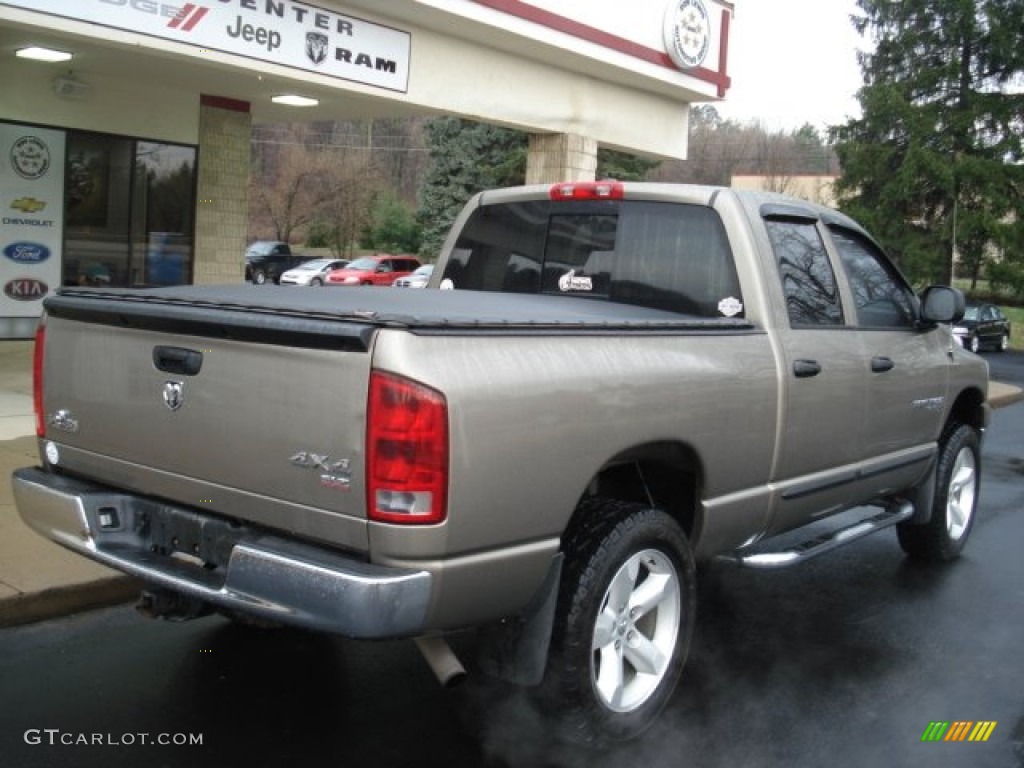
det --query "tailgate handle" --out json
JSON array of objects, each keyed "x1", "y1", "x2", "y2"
[{"x1": 153, "y1": 346, "x2": 203, "y2": 376}]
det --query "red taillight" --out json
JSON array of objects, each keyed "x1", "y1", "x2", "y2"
[
  {"x1": 33, "y1": 322, "x2": 45, "y2": 437},
  {"x1": 366, "y1": 371, "x2": 448, "y2": 525},
  {"x1": 549, "y1": 181, "x2": 624, "y2": 201}
]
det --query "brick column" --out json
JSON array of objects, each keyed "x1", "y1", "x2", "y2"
[
  {"x1": 525, "y1": 133, "x2": 598, "y2": 184},
  {"x1": 193, "y1": 95, "x2": 250, "y2": 284}
]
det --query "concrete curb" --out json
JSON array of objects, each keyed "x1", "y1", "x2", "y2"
[{"x1": 0, "y1": 576, "x2": 141, "y2": 630}]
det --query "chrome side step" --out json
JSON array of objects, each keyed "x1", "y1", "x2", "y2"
[{"x1": 719, "y1": 501, "x2": 914, "y2": 569}]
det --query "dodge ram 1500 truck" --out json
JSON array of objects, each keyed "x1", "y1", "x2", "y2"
[{"x1": 13, "y1": 181, "x2": 989, "y2": 745}]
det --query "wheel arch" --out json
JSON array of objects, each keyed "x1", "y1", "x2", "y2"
[
  {"x1": 905, "y1": 385, "x2": 987, "y2": 524},
  {"x1": 947, "y1": 385, "x2": 988, "y2": 434},
  {"x1": 564, "y1": 440, "x2": 705, "y2": 547}
]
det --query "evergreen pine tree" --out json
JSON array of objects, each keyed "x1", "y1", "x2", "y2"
[{"x1": 830, "y1": 0, "x2": 1024, "y2": 287}]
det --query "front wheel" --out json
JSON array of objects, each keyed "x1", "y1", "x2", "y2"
[
  {"x1": 969, "y1": 334, "x2": 981, "y2": 353},
  {"x1": 252, "y1": 269, "x2": 267, "y2": 285},
  {"x1": 542, "y1": 499, "x2": 695, "y2": 746},
  {"x1": 898, "y1": 423, "x2": 980, "y2": 561},
  {"x1": 998, "y1": 333, "x2": 1009, "y2": 352}
]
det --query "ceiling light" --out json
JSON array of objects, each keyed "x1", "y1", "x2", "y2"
[
  {"x1": 16, "y1": 46, "x2": 73, "y2": 63},
  {"x1": 272, "y1": 94, "x2": 318, "y2": 107}
]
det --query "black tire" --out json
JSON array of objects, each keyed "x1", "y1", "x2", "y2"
[
  {"x1": 252, "y1": 269, "x2": 267, "y2": 285},
  {"x1": 968, "y1": 334, "x2": 980, "y2": 353},
  {"x1": 310, "y1": 277, "x2": 323, "y2": 287},
  {"x1": 541, "y1": 499, "x2": 696, "y2": 746},
  {"x1": 998, "y1": 333, "x2": 1009, "y2": 352},
  {"x1": 898, "y1": 423, "x2": 980, "y2": 561}
]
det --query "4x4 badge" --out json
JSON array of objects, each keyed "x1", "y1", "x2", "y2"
[{"x1": 163, "y1": 381, "x2": 184, "y2": 411}]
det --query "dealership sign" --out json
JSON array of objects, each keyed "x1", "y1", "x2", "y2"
[
  {"x1": 0, "y1": 0, "x2": 411, "y2": 92},
  {"x1": 0, "y1": 124, "x2": 64, "y2": 319}
]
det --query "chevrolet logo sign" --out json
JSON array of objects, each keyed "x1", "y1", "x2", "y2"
[{"x1": 10, "y1": 197, "x2": 46, "y2": 214}]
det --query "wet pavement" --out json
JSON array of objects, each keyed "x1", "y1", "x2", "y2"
[{"x1": 1, "y1": 402, "x2": 1022, "y2": 768}]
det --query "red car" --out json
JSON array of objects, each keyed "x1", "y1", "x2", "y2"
[{"x1": 324, "y1": 254, "x2": 422, "y2": 286}]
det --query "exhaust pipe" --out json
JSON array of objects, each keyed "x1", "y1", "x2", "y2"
[{"x1": 414, "y1": 635, "x2": 467, "y2": 688}]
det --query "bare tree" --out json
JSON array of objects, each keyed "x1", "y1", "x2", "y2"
[{"x1": 248, "y1": 125, "x2": 337, "y2": 242}]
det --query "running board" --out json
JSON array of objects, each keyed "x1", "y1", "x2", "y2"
[{"x1": 719, "y1": 502, "x2": 914, "y2": 569}]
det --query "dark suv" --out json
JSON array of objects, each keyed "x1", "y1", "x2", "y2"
[{"x1": 244, "y1": 241, "x2": 309, "y2": 285}]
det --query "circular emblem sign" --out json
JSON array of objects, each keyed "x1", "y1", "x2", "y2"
[
  {"x1": 10, "y1": 135, "x2": 51, "y2": 180},
  {"x1": 664, "y1": 0, "x2": 711, "y2": 70}
]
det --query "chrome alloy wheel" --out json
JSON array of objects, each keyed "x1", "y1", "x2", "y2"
[
  {"x1": 946, "y1": 445, "x2": 977, "y2": 541},
  {"x1": 591, "y1": 548, "x2": 681, "y2": 713}
]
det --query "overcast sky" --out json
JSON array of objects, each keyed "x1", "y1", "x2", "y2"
[{"x1": 711, "y1": 0, "x2": 868, "y2": 132}]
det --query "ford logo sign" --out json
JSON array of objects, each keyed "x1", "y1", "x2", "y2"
[
  {"x1": 3, "y1": 241, "x2": 50, "y2": 264},
  {"x1": 4, "y1": 278, "x2": 48, "y2": 301}
]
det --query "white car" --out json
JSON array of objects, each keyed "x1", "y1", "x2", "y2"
[
  {"x1": 279, "y1": 259, "x2": 349, "y2": 286},
  {"x1": 393, "y1": 264, "x2": 434, "y2": 288}
]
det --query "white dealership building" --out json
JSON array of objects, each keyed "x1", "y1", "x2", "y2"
[{"x1": 0, "y1": 0, "x2": 732, "y2": 336}]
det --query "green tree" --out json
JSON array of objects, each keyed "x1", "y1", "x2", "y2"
[
  {"x1": 360, "y1": 190, "x2": 422, "y2": 253},
  {"x1": 830, "y1": 0, "x2": 1024, "y2": 287},
  {"x1": 416, "y1": 118, "x2": 527, "y2": 260},
  {"x1": 595, "y1": 148, "x2": 659, "y2": 180}
]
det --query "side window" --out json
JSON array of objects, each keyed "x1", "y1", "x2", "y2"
[
  {"x1": 765, "y1": 218, "x2": 843, "y2": 327},
  {"x1": 829, "y1": 228, "x2": 916, "y2": 328}
]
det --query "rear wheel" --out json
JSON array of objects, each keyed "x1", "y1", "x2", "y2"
[
  {"x1": 310, "y1": 277, "x2": 323, "y2": 287},
  {"x1": 542, "y1": 499, "x2": 695, "y2": 746},
  {"x1": 898, "y1": 423, "x2": 980, "y2": 561}
]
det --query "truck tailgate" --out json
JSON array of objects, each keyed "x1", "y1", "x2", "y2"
[{"x1": 38, "y1": 297, "x2": 374, "y2": 552}]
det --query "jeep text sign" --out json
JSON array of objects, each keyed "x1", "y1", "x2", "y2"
[{"x1": 0, "y1": 0, "x2": 411, "y2": 93}]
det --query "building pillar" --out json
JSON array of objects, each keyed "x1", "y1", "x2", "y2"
[
  {"x1": 525, "y1": 133, "x2": 598, "y2": 184},
  {"x1": 193, "y1": 95, "x2": 250, "y2": 284}
]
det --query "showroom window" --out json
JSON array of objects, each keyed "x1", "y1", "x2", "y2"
[{"x1": 64, "y1": 132, "x2": 196, "y2": 287}]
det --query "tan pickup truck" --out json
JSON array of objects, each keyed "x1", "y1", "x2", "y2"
[{"x1": 13, "y1": 182, "x2": 989, "y2": 745}]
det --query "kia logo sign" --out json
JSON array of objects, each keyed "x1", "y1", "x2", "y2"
[
  {"x1": 3, "y1": 241, "x2": 51, "y2": 264},
  {"x1": 4, "y1": 278, "x2": 48, "y2": 301}
]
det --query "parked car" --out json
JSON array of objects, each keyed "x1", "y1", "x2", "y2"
[
  {"x1": 953, "y1": 302, "x2": 1011, "y2": 352},
  {"x1": 325, "y1": 254, "x2": 421, "y2": 286},
  {"x1": 244, "y1": 241, "x2": 310, "y2": 284},
  {"x1": 393, "y1": 263, "x2": 434, "y2": 288},
  {"x1": 279, "y1": 258, "x2": 350, "y2": 286}
]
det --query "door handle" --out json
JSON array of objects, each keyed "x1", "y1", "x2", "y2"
[
  {"x1": 793, "y1": 359, "x2": 821, "y2": 378},
  {"x1": 871, "y1": 356, "x2": 895, "y2": 373}
]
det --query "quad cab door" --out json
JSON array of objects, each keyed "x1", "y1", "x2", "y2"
[
  {"x1": 824, "y1": 225, "x2": 951, "y2": 474},
  {"x1": 761, "y1": 210, "x2": 870, "y2": 535}
]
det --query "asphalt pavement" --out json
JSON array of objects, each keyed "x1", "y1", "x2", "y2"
[{"x1": 0, "y1": 339, "x2": 1021, "y2": 630}]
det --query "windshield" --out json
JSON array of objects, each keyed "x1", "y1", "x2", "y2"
[
  {"x1": 963, "y1": 307, "x2": 979, "y2": 321},
  {"x1": 295, "y1": 259, "x2": 335, "y2": 271},
  {"x1": 246, "y1": 241, "x2": 277, "y2": 257},
  {"x1": 345, "y1": 257, "x2": 378, "y2": 271}
]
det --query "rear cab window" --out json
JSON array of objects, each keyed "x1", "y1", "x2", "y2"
[{"x1": 441, "y1": 200, "x2": 744, "y2": 319}]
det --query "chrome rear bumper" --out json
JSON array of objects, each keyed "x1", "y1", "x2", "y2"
[{"x1": 11, "y1": 467, "x2": 431, "y2": 638}]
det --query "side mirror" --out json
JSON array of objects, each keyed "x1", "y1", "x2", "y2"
[{"x1": 919, "y1": 285, "x2": 965, "y2": 324}]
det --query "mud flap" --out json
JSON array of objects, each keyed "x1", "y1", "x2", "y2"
[{"x1": 476, "y1": 553, "x2": 563, "y2": 686}]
